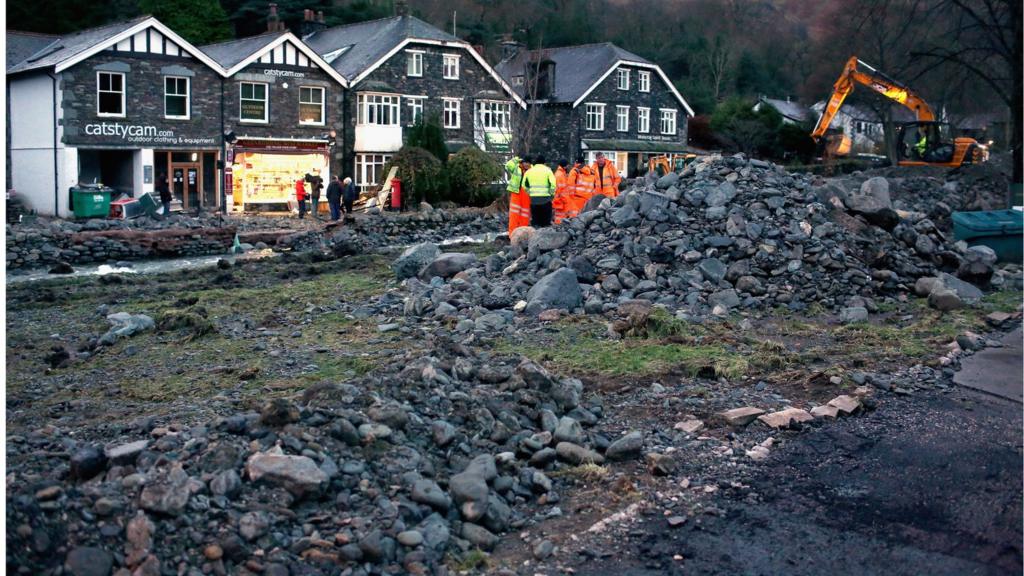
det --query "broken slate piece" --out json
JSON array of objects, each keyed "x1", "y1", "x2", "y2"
[
  {"x1": 720, "y1": 407, "x2": 765, "y2": 427},
  {"x1": 810, "y1": 405, "x2": 839, "y2": 419},
  {"x1": 757, "y1": 407, "x2": 814, "y2": 429},
  {"x1": 826, "y1": 395, "x2": 861, "y2": 415}
]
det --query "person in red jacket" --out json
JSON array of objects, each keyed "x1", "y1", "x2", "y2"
[{"x1": 295, "y1": 177, "x2": 307, "y2": 219}]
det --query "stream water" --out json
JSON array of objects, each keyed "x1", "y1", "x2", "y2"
[{"x1": 5, "y1": 231, "x2": 501, "y2": 285}]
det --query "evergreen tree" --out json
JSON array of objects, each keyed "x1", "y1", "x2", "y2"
[{"x1": 138, "y1": 0, "x2": 232, "y2": 44}]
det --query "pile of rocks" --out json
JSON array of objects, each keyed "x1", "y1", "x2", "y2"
[
  {"x1": 397, "y1": 154, "x2": 996, "y2": 323},
  {"x1": 6, "y1": 340, "x2": 614, "y2": 575},
  {"x1": 831, "y1": 154, "x2": 1012, "y2": 231}
]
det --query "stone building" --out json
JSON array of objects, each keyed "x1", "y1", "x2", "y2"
[
  {"x1": 496, "y1": 42, "x2": 694, "y2": 177},
  {"x1": 7, "y1": 16, "x2": 228, "y2": 216},
  {"x1": 302, "y1": 11, "x2": 525, "y2": 191},
  {"x1": 200, "y1": 27, "x2": 348, "y2": 211}
]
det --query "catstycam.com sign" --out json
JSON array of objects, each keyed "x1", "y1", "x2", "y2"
[{"x1": 82, "y1": 122, "x2": 215, "y2": 146}]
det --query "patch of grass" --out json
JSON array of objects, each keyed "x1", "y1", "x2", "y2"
[
  {"x1": 982, "y1": 289, "x2": 1022, "y2": 314},
  {"x1": 448, "y1": 549, "x2": 490, "y2": 572},
  {"x1": 551, "y1": 463, "x2": 610, "y2": 481},
  {"x1": 643, "y1": 307, "x2": 703, "y2": 339}
]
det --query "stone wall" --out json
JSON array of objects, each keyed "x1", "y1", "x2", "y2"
[
  {"x1": 6, "y1": 225, "x2": 236, "y2": 269},
  {"x1": 61, "y1": 52, "x2": 222, "y2": 148},
  {"x1": 516, "y1": 103, "x2": 578, "y2": 162}
]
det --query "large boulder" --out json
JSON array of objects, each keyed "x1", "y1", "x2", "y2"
[
  {"x1": 392, "y1": 242, "x2": 440, "y2": 279},
  {"x1": 704, "y1": 181, "x2": 737, "y2": 208},
  {"x1": 419, "y1": 253, "x2": 477, "y2": 280},
  {"x1": 610, "y1": 204, "x2": 641, "y2": 228},
  {"x1": 846, "y1": 177, "x2": 899, "y2": 229},
  {"x1": 245, "y1": 446, "x2": 328, "y2": 498},
  {"x1": 957, "y1": 245, "x2": 997, "y2": 286},
  {"x1": 528, "y1": 227, "x2": 570, "y2": 253},
  {"x1": 527, "y1": 268, "x2": 583, "y2": 312}
]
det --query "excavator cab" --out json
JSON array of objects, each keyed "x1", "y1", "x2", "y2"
[
  {"x1": 896, "y1": 121, "x2": 986, "y2": 167},
  {"x1": 897, "y1": 121, "x2": 953, "y2": 163}
]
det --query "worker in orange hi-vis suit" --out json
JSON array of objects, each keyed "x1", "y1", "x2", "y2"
[
  {"x1": 552, "y1": 159, "x2": 570, "y2": 224},
  {"x1": 505, "y1": 155, "x2": 531, "y2": 235},
  {"x1": 591, "y1": 151, "x2": 621, "y2": 198},
  {"x1": 570, "y1": 157, "x2": 597, "y2": 218}
]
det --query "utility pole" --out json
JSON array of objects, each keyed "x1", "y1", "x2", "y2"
[{"x1": 453, "y1": 11, "x2": 457, "y2": 36}]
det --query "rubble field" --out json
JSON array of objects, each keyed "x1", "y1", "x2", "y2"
[{"x1": 6, "y1": 154, "x2": 1022, "y2": 576}]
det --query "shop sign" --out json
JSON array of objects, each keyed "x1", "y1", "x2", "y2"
[
  {"x1": 235, "y1": 139, "x2": 328, "y2": 152},
  {"x1": 241, "y1": 101, "x2": 267, "y2": 120},
  {"x1": 82, "y1": 121, "x2": 216, "y2": 146},
  {"x1": 636, "y1": 134, "x2": 676, "y2": 142},
  {"x1": 484, "y1": 132, "x2": 511, "y2": 153},
  {"x1": 264, "y1": 69, "x2": 306, "y2": 78}
]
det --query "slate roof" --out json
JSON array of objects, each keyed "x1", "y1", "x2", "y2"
[
  {"x1": 7, "y1": 31, "x2": 58, "y2": 71},
  {"x1": 7, "y1": 16, "x2": 151, "y2": 74},
  {"x1": 303, "y1": 15, "x2": 461, "y2": 80},
  {"x1": 199, "y1": 31, "x2": 291, "y2": 69},
  {"x1": 495, "y1": 42, "x2": 652, "y2": 104},
  {"x1": 758, "y1": 97, "x2": 811, "y2": 123}
]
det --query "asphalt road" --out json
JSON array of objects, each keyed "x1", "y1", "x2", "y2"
[{"x1": 575, "y1": 346, "x2": 1023, "y2": 575}]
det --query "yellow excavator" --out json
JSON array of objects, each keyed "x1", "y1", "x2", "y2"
[{"x1": 811, "y1": 56, "x2": 988, "y2": 167}]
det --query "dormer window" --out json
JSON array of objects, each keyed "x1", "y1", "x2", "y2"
[{"x1": 617, "y1": 68, "x2": 629, "y2": 90}]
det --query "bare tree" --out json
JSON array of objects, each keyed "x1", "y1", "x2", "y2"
[{"x1": 913, "y1": 0, "x2": 1022, "y2": 193}]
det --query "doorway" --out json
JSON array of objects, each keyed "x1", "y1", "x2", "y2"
[
  {"x1": 158, "y1": 151, "x2": 218, "y2": 211},
  {"x1": 171, "y1": 164, "x2": 200, "y2": 210}
]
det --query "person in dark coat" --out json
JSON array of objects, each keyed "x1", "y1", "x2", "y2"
[
  {"x1": 156, "y1": 173, "x2": 172, "y2": 215},
  {"x1": 342, "y1": 177, "x2": 358, "y2": 215},
  {"x1": 310, "y1": 173, "x2": 324, "y2": 219},
  {"x1": 326, "y1": 175, "x2": 342, "y2": 221}
]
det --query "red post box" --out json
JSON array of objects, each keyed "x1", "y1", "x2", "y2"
[{"x1": 390, "y1": 178, "x2": 402, "y2": 211}]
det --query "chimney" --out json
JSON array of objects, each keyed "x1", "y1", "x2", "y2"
[
  {"x1": 267, "y1": 3, "x2": 281, "y2": 32},
  {"x1": 299, "y1": 7, "x2": 328, "y2": 38},
  {"x1": 500, "y1": 35, "x2": 523, "y2": 60},
  {"x1": 395, "y1": 0, "x2": 409, "y2": 17},
  {"x1": 472, "y1": 44, "x2": 485, "y2": 57}
]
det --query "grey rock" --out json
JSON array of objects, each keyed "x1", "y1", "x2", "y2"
[
  {"x1": 555, "y1": 442, "x2": 605, "y2": 465},
  {"x1": 605, "y1": 431, "x2": 644, "y2": 461},
  {"x1": 419, "y1": 252, "x2": 477, "y2": 279},
  {"x1": 245, "y1": 447, "x2": 328, "y2": 497},
  {"x1": 139, "y1": 463, "x2": 191, "y2": 515},
  {"x1": 611, "y1": 204, "x2": 641, "y2": 227},
  {"x1": 529, "y1": 227, "x2": 570, "y2": 252},
  {"x1": 553, "y1": 416, "x2": 584, "y2": 444},
  {"x1": 698, "y1": 258, "x2": 727, "y2": 284},
  {"x1": 239, "y1": 510, "x2": 271, "y2": 541},
  {"x1": 411, "y1": 479, "x2": 451, "y2": 510},
  {"x1": 527, "y1": 268, "x2": 583, "y2": 311},
  {"x1": 65, "y1": 547, "x2": 113, "y2": 576},
  {"x1": 839, "y1": 306, "x2": 869, "y2": 323},
  {"x1": 70, "y1": 446, "x2": 107, "y2": 481},
  {"x1": 705, "y1": 181, "x2": 737, "y2": 207},
  {"x1": 708, "y1": 289, "x2": 740, "y2": 310},
  {"x1": 449, "y1": 471, "x2": 489, "y2": 521},
  {"x1": 393, "y1": 242, "x2": 440, "y2": 279},
  {"x1": 461, "y1": 523, "x2": 500, "y2": 551}
]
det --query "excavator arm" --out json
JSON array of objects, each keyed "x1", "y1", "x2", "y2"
[{"x1": 811, "y1": 56, "x2": 935, "y2": 141}]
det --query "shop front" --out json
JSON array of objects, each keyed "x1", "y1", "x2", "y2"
[
  {"x1": 582, "y1": 138, "x2": 693, "y2": 178},
  {"x1": 229, "y1": 138, "x2": 331, "y2": 212},
  {"x1": 154, "y1": 149, "x2": 221, "y2": 211}
]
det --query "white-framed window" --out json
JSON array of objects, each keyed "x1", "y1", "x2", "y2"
[
  {"x1": 354, "y1": 153, "x2": 392, "y2": 190},
  {"x1": 299, "y1": 86, "x2": 325, "y2": 125},
  {"x1": 407, "y1": 96, "x2": 425, "y2": 125},
  {"x1": 513, "y1": 76, "x2": 524, "y2": 86},
  {"x1": 443, "y1": 54, "x2": 460, "y2": 79},
  {"x1": 164, "y1": 76, "x2": 189, "y2": 119},
  {"x1": 443, "y1": 98, "x2": 461, "y2": 129},
  {"x1": 240, "y1": 82, "x2": 268, "y2": 123},
  {"x1": 97, "y1": 71, "x2": 126, "y2": 117},
  {"x1": 660, "y1": 108, "x2": 677, "y2": 135},
  {"x1": 476, "y1": 100, "x2": 511, "y2": 131},
  {"x1": 585, "y1": 103, "x2": 605, "y2": 131},
  {"x1": 357, "y1": 93, "x2": 400, "y2": 125},
  {"x1": 617, "y1": 68, "x2": 630, "y2": 90},
  {"x1": 639, "y1": 70, "x2": 651, "y2": 92},
  {"x1": 407, "y1": 50, "x2": 423, "y2": 77},
  {"x1": 638, "y1": 107, "x2": 650, "y2": 133},
  {"x1": 616, "y1": 105, "x2": 629, "y2": 132}
]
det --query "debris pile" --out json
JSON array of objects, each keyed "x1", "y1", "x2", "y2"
[
  {"x1": 6, "y1": 339, "x2": 614, "y2": 574},
  {"x1": 398, "y1": 154, "x2": 999, "y2": 322}
]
